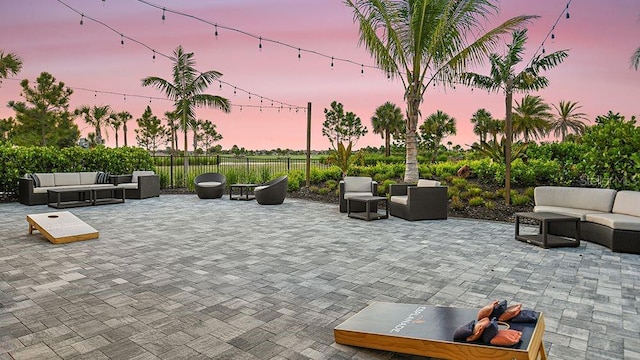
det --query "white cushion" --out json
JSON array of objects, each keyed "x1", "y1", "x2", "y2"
[
  {"x1": 533, "y1": 206, "x2": 607, "y2": 221},
  {"x1": 534, "y1": 186, "x2": 617, "y2": 213},
  {"x1": 53, "y1": 172, "x2": 80, "y2": 186},
  {"x1": 585, "y1": 213, "x2": 640, "y2": 231},
  {"x1": 132, "y1": 170, "x2": 155, "y2": 183},
  {"x1": 35, "y1": 173, "x2": 55, "y2": 187},
  {"x1": 344, "y1": 176, "x2": 373, "y2": 192},
  {"x1": 34, "y1": 184, "x2": 115, "y2": 194},
  {"x1": 118, "y1": 182, "x2": 138, "y2": 189},
  {"x1": 417, "y1": 179, "x2": 440, "y2": 187},
  {"x1": 80, "y1": 172, "x2": 98, "y2": 185},
  {"x1": 198, "y1": 181, "x2": 222, "y2": 188},
  {"x1": 612, "y1": 191, "x2": 640, "y2": 218},
  {"x1": 254, "y1": 185, "x2": 268, "y2": 192},
  {"x1": 343, "y1": 191, "x2": 373, "y2": 199},
  {"x1": 390, "y1": 195, "x2": 408, "y2": 205}
]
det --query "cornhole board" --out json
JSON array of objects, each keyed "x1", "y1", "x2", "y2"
[
  {"x1": 27, "y1": 211, "x2": 99, "y2": 244},
  {"x1": 334, "y1": 302, "x2": 546, "y2": 360}
]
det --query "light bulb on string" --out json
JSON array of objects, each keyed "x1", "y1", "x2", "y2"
[
  {"x1": 259, "y1": 37, "x2": 262, "y2": 50},
  {"x1": 120, "y1": 34, "x2": 124, "y2": 46},
  {"x1": 331, "y1": 57, "x2": 334, "y2": 69},
  {"x1": 248, "y1": 93, "x2": 252, "y2": 100},
  {"x1": 551, "y1": 33, "x2": 555, "y2": 40},
  {"x1": 215, "y1": 25, "x2": 218, "y2": 38},
  {"x1": 298, "y1": 48, "x2": 301, "y2": 60},
  {"x1": 233, "y1": 87, "x2": 237, "y2": 95},
  {"x1": 566, "y1": 12, "x2": 570, "y2": 19},
  {"x1": 149, "y1": 98, "x2": 152, "y2": 104},
  {"x1": 542, "y1": 47, "x2": 545, "y2": 54},
  {"x1": 161, "y1": 8, "x2": 165, "y2": 22},
  {"x1": 152, "y1": 50, "x2": 156, "y2": 60},
  {"x1": 80, "y1": 14, "x2": 84, "y2": 25},
  {"x1": 219, "y1": 82, "x2": 222, "y2": 89}
]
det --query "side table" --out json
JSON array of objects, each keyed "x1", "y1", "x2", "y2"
[
  {"x1": 515, "y1": 212, "x2": 580, "y2": 249},
  {"x1": 229, "y1": 184, "x2": 258, "y2": 201},
  {"x1": 347, "y1": 196, "x2": 389, "y2": 221}
]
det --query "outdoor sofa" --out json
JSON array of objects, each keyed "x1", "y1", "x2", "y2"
[
  {"x1": 19, "y1": 171, "x2": 118, "y2": 205},
  {"x1": 339, "y1": 176, "x2": 378, "y2": 213},
  {"x1": 534, "y1": 186, "x2": 640, "y2": 254},
  {"x1": 389, "y1": 179, "x2": 448, "y2": 220},
  {"x1": 110, "y1": 170, "x2": 160, "y2": 199}
]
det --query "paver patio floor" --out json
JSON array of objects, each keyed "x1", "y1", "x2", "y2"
[{"x1": 1, "y1": 195, "x2": 638, "y2": 359}]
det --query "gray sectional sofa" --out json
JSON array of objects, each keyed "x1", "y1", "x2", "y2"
[
  {"x1": 19, "y1": 171, "x2": 118, "y2": 205},
  {"x1": 110, "y1": 171, "x2": 160, "y2": 199},
  {"x1": 534, "y1": 186, "x2": 640, "y2": 254}
]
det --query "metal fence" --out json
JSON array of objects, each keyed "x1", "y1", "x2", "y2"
[{"x1": 152, "y1": 154, "x2": 331, "y2": 188}]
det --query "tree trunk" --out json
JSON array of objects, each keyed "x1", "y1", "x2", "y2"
[
  {"x1": 183, "y1": 115, "x2": 189, "y2": 187},
  {"x1": 115, "y1": 131, "x2": 119, "y2": 147},
  {"x1": 385, "y1": 129, "x2": 391, "y2": 157},
  {"x1": 404, "y1": 90, "x2": 420, "y2": 183},
  {"x1": 504, "y1": 79, "x2": 513, "y2": 205},
  {"x1": 123, "y1": 123, "x2": 128, "y2": 146}
]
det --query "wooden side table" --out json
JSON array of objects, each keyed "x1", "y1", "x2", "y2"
[{"x1": 515, "y1": 212, "x2": 580, "y2": 249}]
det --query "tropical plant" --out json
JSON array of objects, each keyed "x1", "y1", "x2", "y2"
[
  {"x1": 7, "y1": 72, "x2": 79, "y2": 148},
  {"x1": 471, "y1": 138, "x2": 528, "y2": 163},
  {"x1": 76, "y1": 105, "x2": 114, "y2": 146},
  {"x1": 164, "y1": 110, "x2": 180, "y2": 154},
  {"x1": 115, "y1": 111, "x2": 132, "y2": 147},
  {"x1": 470, "y1": 108, "x2": 493, "y2": 144},
  {"x1": 322, "y1": 101, "x2": 368, "y2": 150},
  {"x1": 344, "y1": 0, "x2": 534, "y2": 183},
  {"x1": 419, "y1": 110, "x2": 456, "y2": 162},
  {"x1": 461, "y1": 28, "x2": 568, "y2": 203},
  {"x1": 371, "y1": 101, "x2": 404, "y2": 156},
  {"x1": 109, "y1": 115, "x2": 122, "y2": 148},
  {"x1": 550, "y1": 100, "x2": 587, "y2": 141},
  {"x1": 512, "y1": 95, "x2": 552, "y2": 142},
  {"x1": 0, "y1": 50, "x2": 22, "y2": 80},
  {"x1": 632, "y1": 13, "x2": 640, "y2": 70},
  {"x1": 142, "y1": 45, "x2": 230, "y2": 184},
  {"x1": 326, "y1": 141, "x2": 365, "y2": 177}
]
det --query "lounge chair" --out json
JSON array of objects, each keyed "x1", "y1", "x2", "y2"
[
  {"x1": 255, "y1": 176, "x2": 288, "y2": 205},
  {"x1": 339, "y1": 176, "x2": 378, "y2": 213},
  {"x1": 194, "y1": 173, "x2": 226, "y2": 199},
  {"x1": 389, "y1": 179, "x2": 448, "y2": 220}
]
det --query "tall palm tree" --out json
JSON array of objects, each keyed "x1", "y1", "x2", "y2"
[
  {"x1": 76, "y1": 105, "x2": 114, "y2": 146},
  {"x1": 371, "y1": 101, "x2": 404, "y2": 156},
  {"x1": 142, "y1": 46, "x2": 230, "y2": 184},
  {"x1": 110, "y1": 116, "x2": 122, "y2": 148},
  {"x1": 419, "y1": 110, "x2": 456, "y2": 162},
  {"x1": 164, "y1": 110, "x2": 180, "y2": 154},
  {"x1": 470, "y1": 108, "x2": 493, "y2": 144},
  {"x1": 551, "y1": 100, "x2": 587, "y2": 141},
  {"x1": 512, "y1": 95, "x2": 552, "y2": 142},
  {"x1": 0, "y1": 50, "x2": 22, "y2": 80},
  {"x1": 115, "y1": 111, "x2": 132, "y2": 147},
  {"x1": 461, "y1": 28, "x2": 568, "y2": 203},
  {"x1": 345, "y1": 0, "x2": 533, "y2": 183}
]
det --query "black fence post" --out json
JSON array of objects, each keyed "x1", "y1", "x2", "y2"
[{"x1": 170, "y1": 154, "x2": 174, "y2": 189}]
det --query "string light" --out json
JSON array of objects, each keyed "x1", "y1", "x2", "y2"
[
  {"x1": 361, "y1": 64, "x2": 364, "y2": 75},
  {"x1": 214, "y1": 25, "x2": 218, "y2": 37},
  {"x1": 152, "y1": 50, "x2": 156, "y2": 60},
  {"x1": 258, "y1": 37, "x2": 262, "y2": 50},
  {"x1": 331, "y1": 57, "x2": 334, "y2": 69},
  {"x1": 527, "y1": 0, "x2": 572, "y2": 66},
  {"x1": 297, "y1": 48, "x2": 301, "y2": 60},
  {"x1": 161, "y1": 7, "x2": 165, "y2": 22},
  {"x1": 80, "y1": 14, "x2": 83, "y2": 25},
  {"x1": 56, "y1": 0, "x2": 304, "y2": 111}
]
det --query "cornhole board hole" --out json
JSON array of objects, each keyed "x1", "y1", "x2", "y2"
[
  {"x1": 27, "y1": 211, "x2": 99, "y2": 244},
  {"x1": 334, "y1": 302, "x2": 546, "y2": 360}
]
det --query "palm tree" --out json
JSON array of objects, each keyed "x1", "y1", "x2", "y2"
[
  {"x1": 0, "y1": 50, "x2": 22, "y2": 80},
  {"x1": 142, "y1": 46, "x2": 230, "y2": 184},
  {"x1": 371, "y1": 102, "x2": 404, "y2": 156},
  {"x1": 512, "y1": 95, "x2": 552, "y2": 142},
  {"x1": 164, "y1": 110, "x2": 180, "y2": 154},
  {"x1": 115, "y1": 111, "x2": 132, "y2": 147},
  {"x1": 344, "y1": 0, "x2": 533, "y2": 183},
  {"x1": 419, "y1": 110, "x2": 457, "y2": 162},
  {"x1": 461, "y1": 28, "x2": 568, "y2": 203},
  {"x1": 551, "y1": 100, "x2": 587, "y2": 141},
  {"x1": 470, "y1": 108, "x2": 493, "y2": 144},
  {"x1": 110, "y1": 116, "x2": 122, "y2": 148},
  {"x1": 76, "y1": 105, "x2": 114, "y2": 146}
]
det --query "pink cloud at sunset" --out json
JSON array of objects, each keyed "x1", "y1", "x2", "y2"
[{"x1": 0, "y1": 0, "x2": 638, "y2": 151}]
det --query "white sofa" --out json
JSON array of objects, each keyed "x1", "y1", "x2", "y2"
[
  {"x1": 534, "y1": 186, "x2": 640, "y2": 253},
  {"x1": 19, "y1": 172, "x2": 117, "y2": 205}
]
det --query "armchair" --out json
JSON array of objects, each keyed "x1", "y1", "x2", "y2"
[
  {"x1": 389, "y1": 179, "x2": 448, "y2": 220},
  {"x1": 339, "y1": 176, "x2": 378, "y2": 213},
  {"x1": 111, "y1": 170, "x2": 160, "y2": 199},
  {"x1": 254, "y1": 176, "x2": 288, "y2": 205},
  {"x1": 194, "y1": 173, "x2": 226, "y2": 199}
]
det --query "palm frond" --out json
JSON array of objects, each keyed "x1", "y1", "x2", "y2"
[{"x1": 630, "y1": 47, "x2": 640, "y2": 70}]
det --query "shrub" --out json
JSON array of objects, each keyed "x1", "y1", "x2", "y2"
[
  {"x1": 317, "y1": 187, "x2": 331, "y2": 195},
  {"x1": 287, "y1": 170, "x2": 304, "y2": 191},
  {"x1": 378, "y1": 179, "x2": 397, "y2": 195},
  {"x1": 468, "y1": 196, "x2": 485, "y2": 206},
  {"x1": 484, "y1": 200, "x2": 495, "y2": 210},
  {"x1": 482, "y1": 191, "x2": 496, "y2": 199},
  {"x1": 325, "y1": 179, "x2": 338, "y2": 190},
  {"x1": 468, "y1": 187, "x2": 483, "y2": 196},
  {"x1": 524, "y1": 187, "x2": 535, "y2": 198},
  {"x1": 447, "y1": 187, "x2": 460, "y2": 199},
  {"x1": 511, "y1": 194, "x2": 531, "y2": 206},
  {"x1": 450, "y1": 196, "x2": 465, "y2": 210},
  {"x1": 451, "y1": 178, "x2": 468, "y2": 188}
]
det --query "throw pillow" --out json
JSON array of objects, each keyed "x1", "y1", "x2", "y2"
[
  {"x1": 27, "y1": 173, "x2": 41, "y2": 187},
  {"x1": 96, "y1": 171, "x2": 111, "y2": 184}
]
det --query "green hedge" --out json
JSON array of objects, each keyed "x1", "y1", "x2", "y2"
[{"x1": 0, "y1": 145, "x2": 154, "y2": 199}]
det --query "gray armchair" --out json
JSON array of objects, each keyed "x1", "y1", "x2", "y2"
[
  {"x1": 194, "y1": 173, "x2": 226, "y2": 199},
  {"x1": 389, "y1": 180, "x2": 448, "y2": 220},
  {"x1": 255, "y1": 176, "x2": 288, "y2": 205},
  {"x1": 339, "y1": 176, "x2": 378, "y2": 213}
]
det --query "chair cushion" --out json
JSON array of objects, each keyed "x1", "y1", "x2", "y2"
[
  {"x1": 81, "y1": 172, "x2": 99, "y2": 185},
  {"x1": 534, "y1": 186, "x2": 617, "y2": 213},
  {"x1": 417, "y1": 179, "x2": 441, "y2": 187},
  {"x1": 118, "y1": 182, "x2": 139, "y2": 190},
  {"x1": 390, "y1": 195, "x2": 408, "y2": 205},
  {"x1": 254, "y1": 185, "x2": 268, "y2": 192},
  {"x1": 198, "y1": 181, "x2": 222, "y2": 188},
  {"x1": 612, "y1": 191, "x2": 640, "y2": 217},
  {"x1": 533, "y1": 206, "x2": 607, "y2": 221},
  {"x1": 344, "y1": 176, "x2": 373, "y2": 192},
  {"x1": 54, "y1": 172, "x2": 80, "y2": 186},
  {"x1": 585, "y1": 213, "x2": 640, "y2": 231},
  {"x1": 344, "y1": 191, "x2": 373, "y2": 199},
  {"x1": 132, "y1": 171, "x2": 155, "y2": 183}
]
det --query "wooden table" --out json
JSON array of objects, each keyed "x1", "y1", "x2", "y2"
[
  {"x1": 334, "y1": 302, "x2": 546, "y2": 360},
  {"x1": 347, "y1": 196, "x2": 389, "y2": 221},
  {"x1": 229, "y1": 183, "x2": 258, "y2": 201},
  {"x1": 27, "y1": 211, "x2": 99, "y2": 244},
  {"x1": 515, "y1": 212, "x2": 580, "y2": 249}
]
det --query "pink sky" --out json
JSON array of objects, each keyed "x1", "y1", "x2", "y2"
[{"x1": 1, "y1": 0, "x2": 638, "y2": 151}]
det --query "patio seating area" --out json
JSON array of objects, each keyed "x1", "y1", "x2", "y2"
[{"x1": 1, "y1": 195, "x2": 638, "y2": 359}]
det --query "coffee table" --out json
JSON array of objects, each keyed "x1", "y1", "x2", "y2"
[
  {"x1": 27, "y1": 211, "x2": 99, "y2": 244},
  {"x1": 335, "y1": 302, "x2": 546, "y2": 360},
  {"x1": 347, "y1": 196, "x2": 389, "y2": 221},
  {"x1": 229, "y1": 183, "x2": 258, "y2": 201},
  {"x1": 515, "y1": 212, "x2": 580, "y2": 249}
]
